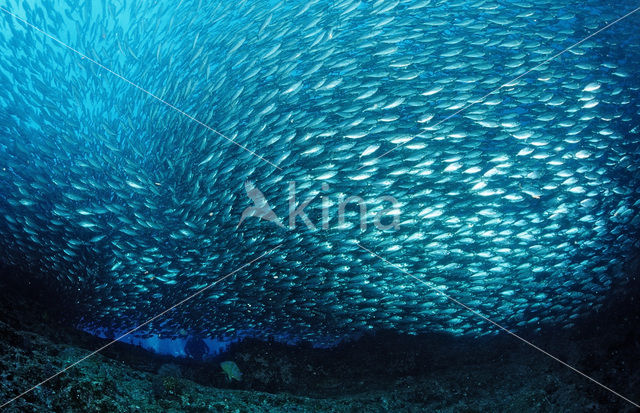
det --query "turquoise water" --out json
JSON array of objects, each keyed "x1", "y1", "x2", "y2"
[{"x1": 0, "y1": 0, "x2": 639, "y2": 350}]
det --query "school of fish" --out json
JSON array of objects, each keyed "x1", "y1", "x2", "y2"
[{"x1": 0, "y1": 0, "x2": 639, "y2": 345}]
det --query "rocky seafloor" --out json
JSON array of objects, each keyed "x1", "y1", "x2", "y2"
[{"x1": 0, "y1": 263, "x2": 639, "y2": 412}]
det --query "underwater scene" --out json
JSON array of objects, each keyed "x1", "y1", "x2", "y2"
[{"x1": 0, "y1": 0, "x2": 639, "y2": 411}]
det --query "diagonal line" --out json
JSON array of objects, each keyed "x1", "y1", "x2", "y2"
[
  {"x1": 0, "y1": 244, "x2": 282, "y2": 409},
  {"x1": 356, "y1": 241, "x2": 640, "y2": 409},
  {"x1": 0, "y1": 6, "x2": 282, "y2": 171},
  {"x1": 361, "y1": 5, "x2": 640, "y2": 169}
]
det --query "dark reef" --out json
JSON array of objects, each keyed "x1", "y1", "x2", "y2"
[{"x1": 0, "y1": 262, "x2": 639, "y2": 412}]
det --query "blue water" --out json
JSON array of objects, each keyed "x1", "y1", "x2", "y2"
[{"x1": 0, "y1": 0, "x2": 639, "y2": 351}]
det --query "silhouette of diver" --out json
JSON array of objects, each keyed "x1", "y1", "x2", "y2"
[{"x1": 184, "y1": 336, "x2": 209, "y2": 361}]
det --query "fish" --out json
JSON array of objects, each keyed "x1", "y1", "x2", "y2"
[{"x1": 0, "y1": 0, "x2": 638, "y2": 347}]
